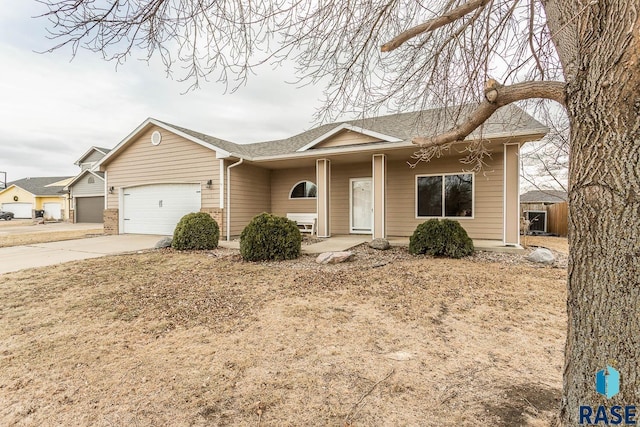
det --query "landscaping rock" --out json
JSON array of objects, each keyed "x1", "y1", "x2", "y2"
[
  {"x1": 369, "y1": 238, "x2": 391, "y2": 251},
  {"x1": 315, "y1": 251, "x2": 354, "y2": 264},
  {"x1": 526, "y1": 247, "x2": 555, "y2": 264},
  {"x1": 155, "y1": 237, "x2": 173, "y2": 249}
]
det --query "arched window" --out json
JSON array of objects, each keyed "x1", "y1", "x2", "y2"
[
  {"x1": 87, "y1": 176, "x2": 95, "y2": 184},
  {"x1": 289, "y1": 181, "x2": 317, "y2": 199}
]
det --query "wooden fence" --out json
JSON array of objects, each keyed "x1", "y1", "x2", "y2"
[{"x1": 547, "y1": 202, "x2": 568, "y2": 237}]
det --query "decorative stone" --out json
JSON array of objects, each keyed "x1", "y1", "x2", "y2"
[
  {"x1": 315, "y1": 251, "x2": 354, "y2": 264},
  {"x1": 526, "y1": 247, "x2": 556, "y2": 264},
  {"x1": 155, "y1": 237, "x2": 173, "y2": 249},
  {"x1": 369, "y1": 238, "x2": 391, "y2": 251}
]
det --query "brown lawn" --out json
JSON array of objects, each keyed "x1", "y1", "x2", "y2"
[{"x1": 0, "y1": 243, "x2": 567, "y2": 426}]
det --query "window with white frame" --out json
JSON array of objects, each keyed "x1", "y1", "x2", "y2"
[
  {"x1": 289, "y1": 180, "x2": 317, "y2": 199},
  {"x1": 416, "y1": 173, "x2": 473, "y2": 218}
]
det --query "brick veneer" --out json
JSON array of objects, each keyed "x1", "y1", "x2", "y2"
[
  {"x1": 104, "y1": 209, "x2": 119, "y2": 234},
  {"x1": 200, "y1": 207, "x2": 224, "y2": 235}
]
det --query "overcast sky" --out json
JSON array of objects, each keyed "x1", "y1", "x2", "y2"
[{"x1": 0, "y1": 1, "x2": 325, "y2": 184}]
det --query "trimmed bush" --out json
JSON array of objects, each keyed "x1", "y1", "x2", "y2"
[
  {"x1": 172, "y1": 212, "x2": 220, "y2": 250},
  {"x1": 240, "y1": 213, "x2": 302, "y2": 261},
  {"x1": 409, "y1": 219, "x2": 474, "y2": 258}
]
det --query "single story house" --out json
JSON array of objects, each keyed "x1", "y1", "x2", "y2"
[
  {"x1": 97, "y1": 105, "x2": 547, "y2": 246},
  {"x1": 0, "y1": 176, "x2": 72, "y2": 219},
  {"x1": 65, "y1": 147, "x2": 111, "y2": 223}
]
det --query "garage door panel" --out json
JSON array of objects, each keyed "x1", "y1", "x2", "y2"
[
  {"x1": 76, "y1": 196, "x2": 104, "y2": 223},
  {"x1": 123, "y1": 184, "x2": 201, "y2": 235},
  {"x1": 1, "y1": 203, "x2": 33, "y2": 219},
  {"x1": 43, "y1": 203, "x2": 62, "y2": 220}
]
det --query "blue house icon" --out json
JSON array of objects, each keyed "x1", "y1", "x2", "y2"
[{"x1": 596, "y1": 366, "x2": 620, "y2": 399}]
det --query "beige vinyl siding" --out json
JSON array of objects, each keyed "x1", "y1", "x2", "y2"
[
  {"x1": 386, "y1": 152, "x2": 504, "y2": 240},
  {"x1": 314, "y1": 130, "x2": 382, "y2": 149},
  {"x1": 71, "y1": 174, "x2": 104, "y2": 196},
  {"x1": 105, "y1": 126, "x2": 219, "y2": 210},
  {"x1": 228, "y1": 162, "x2": 271, "y2": 237},
  {"x1": 270, "y1": 168, "x2": 316, "y2": 216},
  {"x1": 329, "y1": 162, "x2": 372, "y2": 235}
]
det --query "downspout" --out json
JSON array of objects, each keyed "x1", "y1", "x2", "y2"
[{"x1": 226, "y1": 158, "x2": 244, "y2": 241}]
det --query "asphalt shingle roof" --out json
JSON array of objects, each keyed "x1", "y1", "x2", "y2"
[
  {"x1": 7, "y1": 176, "x2": 72, "y2": 196},
  {"x1": 520, "y1": 190, "x2": 568, "y2": 203},
  {"x1": 158, "y1": 104, "x2": 547, "y2": 159}
]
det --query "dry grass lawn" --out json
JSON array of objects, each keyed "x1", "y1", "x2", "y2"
[
  {"x1": 0, "y1": 229, "x2": 103, "y2": 248},
  {"x1": 522, "y1": 235, "x2": 569, "y2": 254},
  {"x1": 0, "y1": 241, "x2": 567, "y2": 426}
]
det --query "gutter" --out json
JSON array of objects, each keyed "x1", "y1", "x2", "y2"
[{"x1": 226, "y1": 158, "x2": 244, "y2": 241}]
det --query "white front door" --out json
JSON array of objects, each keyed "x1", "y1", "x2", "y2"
[
  {"x1": 122, "y1": 183, "x2": 201, "y2": 235},
  {"x1": 350, "y1": 178, "x2": 372, "y2": 233}
]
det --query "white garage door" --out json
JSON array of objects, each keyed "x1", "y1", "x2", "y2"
[
  {"x1": 1, "y1": 202, "x2": 32, "y2": 219},
  {"x1": 123, "y1": 184, "x2": 201, "y2": 235},
  {"x1": 43, "y1": 203, "x2": 62, "y2": 220}
]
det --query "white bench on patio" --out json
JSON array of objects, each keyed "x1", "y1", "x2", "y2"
[{"x1": 287, "y1": 213, "x2": 317, "y2": 235}]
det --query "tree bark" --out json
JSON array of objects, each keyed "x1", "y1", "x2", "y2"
[{"x1": 552, "y1": 0, "x2": 640, "y2": 423}]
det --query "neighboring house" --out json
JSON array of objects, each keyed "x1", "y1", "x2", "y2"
[
  {"x1": 65, "y1": 147, "x2": 111, "y2": 223},
  {"x1": 0, "y1": 176, "x2": 72, "y2": 219},
  {"x1": 520, "y1": 189, "x2": 568, "y2": 235},
  {"x1": 97, "y1": 105, "x2": 548, "y2": 246}
]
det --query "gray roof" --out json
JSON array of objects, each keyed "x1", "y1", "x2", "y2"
[
  {"x1": 7, "y1": 176, "x2": 72, "y2": 196},
  {"x1": 158, "y1": 103, "x2": 547, "y2": 159},
  {"x1": 157, "y1": 121, "x2": 254, "y2": 156},
  {"x1": 520, "y1": 190, "x2": 567, "y2": 203}
]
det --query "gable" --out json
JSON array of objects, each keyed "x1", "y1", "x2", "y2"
[
  {"x1": 312, "y1": 129, "x2": 383, "y2": 149},
  {"x1": 295, "y1": 123, "x2": 403, "y2": 152},
  {"x1": 75, "y1": 147, "x2": 108, "y2": 166},
  {"x1": 0, "y1": 185, "x2": 36, "y2": 203},
  {"x1": 98, "y1": 118, "x2": 235, "y2": 169}
]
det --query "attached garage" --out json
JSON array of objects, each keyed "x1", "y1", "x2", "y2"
[
  {"x1": 43, "y1": 202, "x2": 62, "y2": 220},
  {"x1": 122, "y1": 184, "x2": 201, "y2": 235},
  {"x1": 76, "y1": 196, "x2": 104, "y2": 223},
  {"x1": 1, "y1": 203, "x2": 33, "y2": 219}
]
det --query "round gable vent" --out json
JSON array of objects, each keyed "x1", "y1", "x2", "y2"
[{"x1": 151, "y1": 130, "x2": 162, "y2": 146}]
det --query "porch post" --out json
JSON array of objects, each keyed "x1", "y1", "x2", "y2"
[
  {"x1": 372, "y1": 154, "x2": 387, "y2": 239},
  {"x1": 503, "y1": 143, "x2": 520, "y2": 245},
  {"x1": 316, "y1": 159, "x2": 331, "y2": 237}
]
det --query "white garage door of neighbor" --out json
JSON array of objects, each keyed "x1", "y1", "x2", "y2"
[
  {"x1": 123, "y1": 184, "x2": 202, "y2": 235},
  {"x1": 1, "y1": 202, "x2": 33, "y2": 218},
  {"x1": 43, "y1": 202, "x2": 62, "y2": 220}
]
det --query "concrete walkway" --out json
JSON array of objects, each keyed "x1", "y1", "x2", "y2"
[{"x1": 0, "y1": 234, "x2": 162, "y2": 275}]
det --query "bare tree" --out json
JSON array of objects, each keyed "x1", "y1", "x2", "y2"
[
  {"x1": 521, "y1": 101, "x2": 569, "y2": 192},
  {"x1": 37, "y1": 1, "x2": 640, "y2": 424}
]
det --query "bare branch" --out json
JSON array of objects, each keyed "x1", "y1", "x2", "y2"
[
  {"x1": 412, "y1": 80, "x2": 566, "y2": 148},
  {"x1": 380, "y1": 0, "x2": 490, "y2": 52}
]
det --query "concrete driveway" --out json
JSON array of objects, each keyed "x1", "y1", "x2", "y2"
[{"x1": 0, "y1": 234, "x2": 164, "y2": 275}]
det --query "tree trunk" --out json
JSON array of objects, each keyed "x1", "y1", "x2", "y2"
[{"x1": 555, "y1": 1, "x2": 640, "y2": 424}]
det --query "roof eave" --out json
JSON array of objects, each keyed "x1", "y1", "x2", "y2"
[
  {"x1": 64, "y1": 169, "x2": 105, "y2": 190},
  {"x1": 97, "y1": 118, "x2": 232, "y2": 170},
  {"x1": 250, "y1": 128, "x2": 549, "y2": 162}
]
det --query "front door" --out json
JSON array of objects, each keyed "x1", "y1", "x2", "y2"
[{"x1": 350, "y1": 178, "x2": 372, "y2": 233}]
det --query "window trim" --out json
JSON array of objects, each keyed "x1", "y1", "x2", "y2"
[
  {"x1": 289, "y1": 180, "x2": 318, "y2": 200},
  {"x1": 415, "y1": 172, "x2": 475, "y2": 220}
]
